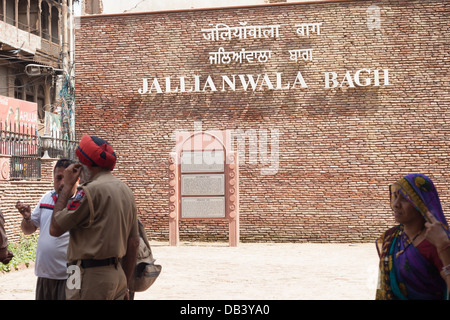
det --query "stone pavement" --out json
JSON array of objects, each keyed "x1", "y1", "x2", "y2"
[{"x1": 0, "y1": 242, "x2": 379, "y2": 300}]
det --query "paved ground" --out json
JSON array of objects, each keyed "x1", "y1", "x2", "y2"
[{"x1": 0, "y1": 242, "x2": 379, "y2": 300}]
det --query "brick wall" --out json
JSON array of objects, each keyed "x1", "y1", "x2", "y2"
[
  {"x1": 0, "y1": 158, "x2": 55, "y2": 242},
  {"x1": 74, "y1": 0, "x2": 450, "y2": 243}
]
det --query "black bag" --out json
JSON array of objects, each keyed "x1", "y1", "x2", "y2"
[{"x1": 128, "y1": 220, "x2": 162, "y2": 292}]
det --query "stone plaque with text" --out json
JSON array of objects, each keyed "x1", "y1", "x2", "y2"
[
  {"x1": 181, "y1": 151, "x2": 224, "y2": 173},
  {"x1": 181, "y1": 174, "x2": 225, "y2": 196},
  {"x1": 181, "y1": 197, "x2": 225, "y2": 218}
]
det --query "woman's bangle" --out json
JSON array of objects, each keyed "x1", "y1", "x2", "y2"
[{"x1": 443, "y1": 265, "x2": 450, "y2": 277}]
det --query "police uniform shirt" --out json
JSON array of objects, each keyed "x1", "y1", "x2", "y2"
[{"x1": 54, "y1": 170, "x2": 138, "y2": 262}]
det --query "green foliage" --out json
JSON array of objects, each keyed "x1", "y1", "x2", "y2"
[{"x1": 0, "y1": 234, "x2": 38, "y2": 273}]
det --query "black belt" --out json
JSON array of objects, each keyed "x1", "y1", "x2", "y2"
[{"x1": 69, "y1": 257, "x2": 118, "y2": 269}]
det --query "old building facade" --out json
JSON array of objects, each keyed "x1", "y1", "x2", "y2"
[
  {"x1": 75, "y1": 0, "x2": 450, "y2": 243},
  {"x1": 0, "y1": 0, "x2": 75, "y2": 132},
  {"x1": 0, "y1": 1, "x2": 77, "y2": 242}
]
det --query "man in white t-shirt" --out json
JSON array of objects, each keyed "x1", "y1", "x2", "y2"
[{"x1": 16, "y1": 158, "x2": 77, "y2": 300}]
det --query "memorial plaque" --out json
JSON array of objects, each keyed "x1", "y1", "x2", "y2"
[
  {"x1": 181, "y1": 151, "x2": 224, "y2": 173},
  {"x1": 181, "y1": 174, "x2": 225, "y2": 196},
  {"x1": 182, "y1": 197, "x2": 225, "y2": 218}
]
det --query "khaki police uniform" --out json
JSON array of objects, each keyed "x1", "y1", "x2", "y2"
[{"x1": 54, "y1": 170, "x2": 138, "y2": 300}]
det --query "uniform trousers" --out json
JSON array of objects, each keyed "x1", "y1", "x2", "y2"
[{"x1": 65, "y1": 263, "x2": 127, "y2": 300}]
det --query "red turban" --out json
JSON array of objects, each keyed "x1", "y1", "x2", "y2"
[{"x1": 76, "y1": 135, "x2": 117, "y2": 170}]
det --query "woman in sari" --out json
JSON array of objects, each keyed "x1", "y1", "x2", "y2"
[{"x1": 376, "y1": 173, "x2": 450, "y2": 300}]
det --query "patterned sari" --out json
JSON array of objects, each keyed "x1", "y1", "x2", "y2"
[{"x1": 376, "y1": 173, "x2": 449, "y2": 300}]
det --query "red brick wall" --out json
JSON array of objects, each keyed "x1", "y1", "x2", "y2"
[
  {"x1": 0, "y1": 158, "x2": 55, "y2": 242},
  {"x1": 74, "y1": 0, "x2": 450, "y2": 242}
]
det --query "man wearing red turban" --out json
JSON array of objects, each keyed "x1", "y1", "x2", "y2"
[
  {"x1": 76, "y1": 135, "x2": 117, "y2": 171},
  {"x1": 50, "y1": 135, "x2": 139, "y2": 300}
]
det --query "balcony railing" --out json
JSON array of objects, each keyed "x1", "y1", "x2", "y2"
[
  {"x1": 0, "y1": 121, "x2": 41, "y2": 180},
  {"x1": 0, "y1": 121, "x2": 77, "y2": 180}
]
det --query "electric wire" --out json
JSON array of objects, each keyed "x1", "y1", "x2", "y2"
[{"x1": 0, "y1": 75, "x2": 47, "y2": 90}]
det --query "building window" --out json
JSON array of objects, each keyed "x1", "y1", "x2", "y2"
[
  {"x1": 5, "y1": 0, "x2": 15, "y2": 26},
  {"x1": 26, "y1": 83, "x2": 35, "y2": 102},
  {"x1": 14, "y1": 78, "x2": 24, "y2": 100},
  {"x1": 18, "y1": 0, "x2": 28, "y2": 31},
  {"x1": 51, "y1": 6, "x2": 59, "y2": 44},
  {"x1": 30, "y1": 0, "x2": 40, "y2": 35},
  {"x1": 41, "y1": 1, "x2": 50, "y2": 40}
]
